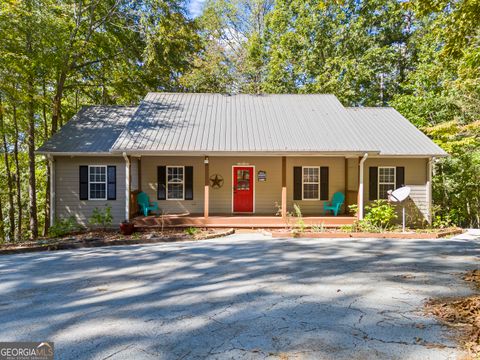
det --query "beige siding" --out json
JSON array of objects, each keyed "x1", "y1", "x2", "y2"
[
  {"x1": 131, "y1": 157, "x2": 139, "y2": 191},
  {"x1": 209, "y1": 157, "x2": 282, "y2": 214},
  {"x1": 287, "y1": 157, "x2": 346, "y2": 215},
  {"x1": 347, "y1": 158, "x2": 359, "y2": 190},
  {"x1": 53, "y1": 154, "x2": 431, "y2": 223},
  {"x1": 140, "y1": 156, "x2": 343, "y2": 215},
  {"x1": 140, "y1": 156, "x2": 205, "y2": 214},
  {"x1": 54, "y1": 156, "x2": 126, "y2": 226},
  {"x1": 364, "y1": 158, "x2": 429, "y2": 222}
]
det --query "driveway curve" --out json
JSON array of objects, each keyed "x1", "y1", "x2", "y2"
[{"x1": 1, "y1": 232, "x2": 479, "y2": 359}]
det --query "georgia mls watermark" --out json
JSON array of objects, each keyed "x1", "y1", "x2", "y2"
[{"x1": 0, "y1": 342, "x2": 54, "y2": 360}]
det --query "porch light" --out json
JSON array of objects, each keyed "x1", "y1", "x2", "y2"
[{"x1": 204, "y1": 157, "x2": 209, "y2": 164}]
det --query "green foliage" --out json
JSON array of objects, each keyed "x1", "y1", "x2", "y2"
[
  {"x1": 363, "y1": 200, "x2": 397, "y2": 232},
  {"x1": 88, "y1": 206, "x2": 113, "y2": 230},
  {"x1": 185, "y1": 227, "x2": 199, "y2": 236},
  {"x1": 291, "y1": 204, "x2": 305, "y2": 236},
  {"x1": 432, "y1": 212, "x2": 454, "y2": 230},
  {"x1": 350, "y1": 201, "x2": 397, "y2": 233},
  {"x1": 311, "y1": 223, "x2": 325, "y2": 233},
  {"x1": 48, "y1": 217, "x2": 84, "y2": 238},
  {"x1": 340, "y1": 224, "x2": 355, "y2": 233},
  {"x1": 0, "y1": 0, "x2": 478, "y2": 243}
]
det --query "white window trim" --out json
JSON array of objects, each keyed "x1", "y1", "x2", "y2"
[
  {"x1": 378, "y1": 166, "x2": 396, "y2": 200},
  {"x1": 166, "y1": 165, "x2": 185, "y2": 201},
  {"x1": 301, "y1": 166, "x2": 320, "y2": 201},
  {"x1": 88, "y1": 165, "x2": 107, "y2": 201}
]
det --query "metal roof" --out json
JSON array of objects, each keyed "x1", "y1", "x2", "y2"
[
  {"x1": 38, "y1": 93, "x2": 447, "y2": 157},
  {"x1": 37, "y1": 106, "x2": 137, "y2": 154},
  {"x1": 345, "y1": 107, "x2": 447, "y2": 156},
  {"x1": 111, "y1": 92, "x2": 378, "y2": 154}
]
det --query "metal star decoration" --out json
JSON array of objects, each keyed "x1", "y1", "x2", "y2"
[{"x1": 209, "y1": 174, "x2": 224, "y2": 189}]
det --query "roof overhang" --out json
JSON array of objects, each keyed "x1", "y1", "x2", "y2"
[
  {"x1": 110, "y1": 150, "x2": 382, "y2": 157},
  {"x1": 38, "y1": 150, "x2": 448, "y2": 158},
  {"x1": 36, "y1": 151, "x2": 122, "y2": 157}
]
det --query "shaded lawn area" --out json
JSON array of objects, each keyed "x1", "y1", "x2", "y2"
[{"x1": 0, "y1": 233, "x2": 478, "y2": 359}]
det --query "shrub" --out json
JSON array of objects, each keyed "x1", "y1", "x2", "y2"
[
  {"x1": 340, "y1": 224, "x2": 355, "y2": 233},
  {"x1": 349, "y1": 200, "x2": 397, "y2": 232},
  {"x1": 432, "y1": 213, "x2": 453, "y2": 229},
  {"x1": 185, "y1": 227, "x2": 199, "y2": 236},
  {"x1": 292, "y1": 203, "x2": 306, "y2": 235},
  {"x1": 48, "y1": 216, "x2": 84, "y2": 238},
  {"x1": 88, "y1": 205, "x2": 113, "y2": 229},
  {"x1": 311, "y1": 223, "x2": 326, "y2": 233},
  {"x1": 363, "y1": 200, "x2": 398, "y2": 231}
]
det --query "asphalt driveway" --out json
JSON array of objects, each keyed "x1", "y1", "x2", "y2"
[{"x1": 1, "y1": 232, "x2": 479, "y2": 359}]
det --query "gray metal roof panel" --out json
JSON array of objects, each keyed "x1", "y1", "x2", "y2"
[
  {"x1": 37, "y1": 106, "x2": 137, "y2": 153},
  {"x1": 346, "y1": 107, "x2": 447, "y2": 156},
  {"x1": 39, "y1": 94, "x2": 446, "y2": 157},
  {"x1": 112, "y1": 93, "x2": 378, "y2": 153}
]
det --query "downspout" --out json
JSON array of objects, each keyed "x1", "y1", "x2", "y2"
[
  {"x1": 123, "y1": 152, "x2": 130, "y2": 221},
  {"x1": 358, "y1": 153, "x2": 369, "y2": 220},
  {"x1": 426, "y1": 157, "x2": 434, "y2": 224},
  {"x1": 47, "y1": 154, "x2": 55, "y2": 227}
]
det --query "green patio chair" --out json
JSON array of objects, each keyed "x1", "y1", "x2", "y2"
[
  {"x1": 137, "y1": 191, "x2": 159, "y2": 216},
  {"x1": 323, "y1": 192, "x2": 345, "y2": 216}
]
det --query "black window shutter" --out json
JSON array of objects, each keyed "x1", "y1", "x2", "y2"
[
  {"x1": 293, "y1": 167, "x2": 302, "y2": 200},
  {"x1": 396, "y1": 167, "x2": 405, "y2": 189},
  {"x1": 185, "y1": 166, "x2": 193, "y2": 200},
  {"x1": 369, "y1": 167, "x2": 378, "y2": 200},
  {"x1": 320, "y1": 167, "x2": 329, "y2": 200},
  {"x1": 79, "y1": 166, "x2": 88, "y2": 200},
  {"x1": 107, "y1": 166, "x2": 116, "y2": 200},
  {"x1": 157, "y1": 166, "x2": 166, "y2": 200}
]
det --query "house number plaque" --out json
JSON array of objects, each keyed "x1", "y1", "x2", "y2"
[{"x1": 258, "y1": 170, "x2": 267, "y2": 182}]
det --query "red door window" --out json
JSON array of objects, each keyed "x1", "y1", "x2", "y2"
[{"x1": 233, "y1": 167, "x2": 254, "y2": 212}]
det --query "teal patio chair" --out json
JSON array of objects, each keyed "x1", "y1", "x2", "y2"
[
  {"x1": 323, "y1": 192, "x2": 345, "y2": 216},
  {"x1": 137, "y1": 191, "x2": 159, "y2": 216}
]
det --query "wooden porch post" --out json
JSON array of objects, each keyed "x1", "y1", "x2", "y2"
[
  {"x1": 204, "y1": 156, "x2": 209, "y2": 218},
  {"x1": 281, "y1": 156, "x2": 287, "y2": 219}
]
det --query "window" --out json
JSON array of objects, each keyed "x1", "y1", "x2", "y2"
[
  {"x1": 89, "y1": 166, "x2": 107, "y2": 200},
  {"x1": 167, "y1": 166, "x2": 184, "y2": 200},
  {"x1": 378, "y1": 167, "x2": 396, "y2": 199},
  {"x1": 236, "y1": 169, "x2": 250, "y2": 190},
  {"x1": 302, "y1": 167, "x2": 320, "y2": 200}
]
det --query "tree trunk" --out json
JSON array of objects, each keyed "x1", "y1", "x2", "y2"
[
  {"x1": 0, "y1": 193, "x2": 4, "y2": 243},
  {"x1": 43, "y1": 81, "x2": 50, "y2": 236},
  {"x1": 27, "y1": 78, "x2": 38, "y2": 239},
  {"x1": 12, "y1": 103, "x2": 22, "y2": 241},
  {"x1": 0, "y1": 96, "x2": 15, "y2": 241},
  {"x1": 51, "y1": 72, "x2": 66, "y2": 134},
  {"x1": 26, "y1": 15, "x2": 38, "y2": 239}
]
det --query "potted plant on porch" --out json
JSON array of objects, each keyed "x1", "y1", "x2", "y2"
[{"x1": 119, "y1": 220, "x2": 135, "y2": 235}]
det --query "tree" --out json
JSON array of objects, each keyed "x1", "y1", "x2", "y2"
[
  {"x1": 264, "y1": 0, "x2": 417, "y2": 105},
  {"x1": 0, "y1": 0, "x2": 200, "y2": 240}
]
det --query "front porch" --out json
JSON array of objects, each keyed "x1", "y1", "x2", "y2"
[
  {"x1": 125, "y1": 155, "x2": 363, "y2": 225},
  {"x1": 133, "y1": 213, "x2": 356, "y2": 229}
]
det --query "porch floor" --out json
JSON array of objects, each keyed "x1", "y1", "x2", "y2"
[{"x1": 133, "y1": 213, "x2": 356, "y2": 229}]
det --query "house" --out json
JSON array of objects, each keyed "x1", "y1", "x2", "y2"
[{"x1": 37, "y1": 93, "x2": 447, "y2": 228}]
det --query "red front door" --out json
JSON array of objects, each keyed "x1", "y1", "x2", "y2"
[{"x1": 233, "y1": 166, "x2": 254, "y2": 212}]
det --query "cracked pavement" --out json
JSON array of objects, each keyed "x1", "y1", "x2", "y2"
[{"x1": 1, "y1": 231, "x2": 480, "y2": 359}]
